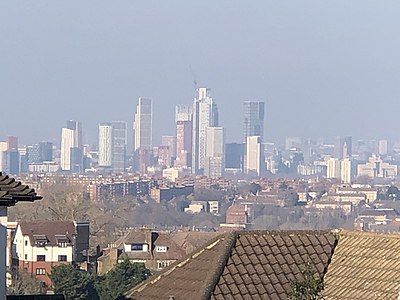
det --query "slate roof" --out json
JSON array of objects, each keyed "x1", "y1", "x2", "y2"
[
  {"x1": 323, "y1": 231, "x2": 400, "y2": 300},
  {"x1": 126, "y1": 230, "x2": 337, "y2": 300},
  {"x1": 0, "y1": 173, "x2": 42, "y2": 206},
  {"x1": 19, "y1": 220, "x2": 76, "y2": 247}
]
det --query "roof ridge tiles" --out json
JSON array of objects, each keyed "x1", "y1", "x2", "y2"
[
  {"x1": 201, "y1": 233, "x2": 237, "y2": 300},
  {"x1": 128, "y1": 232, "x2": 232, "y2": 297},
  {"x1": 236, "y1": 229, "x2": 337, "y2": 237},
  {"x1": 338, "y1": 230, "x2": 400, "y2": 239}
]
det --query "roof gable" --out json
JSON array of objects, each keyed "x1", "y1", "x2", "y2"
[{"x1": 18, "y1": 220, "x2": 76, "y2": 247}]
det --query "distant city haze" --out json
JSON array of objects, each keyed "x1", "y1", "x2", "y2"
[{"x1": 1, "y1": 1, "x2": 400, "y2": 146}]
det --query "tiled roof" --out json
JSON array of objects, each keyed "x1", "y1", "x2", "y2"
[
  {"x1": 19, "y1": 220, "x2": 76, "y2": 247},
  {"x1": 117, "y1": 229, "x2": 187, "y2": 261},
  {"x1": 126, "y1": 234, "x2": 235, "y2": 300},
  {"x1": 126, "y1": 231, "x2": 337, "y2": 300},
  {"x1": 171, "y1": 231, "x2": 220, "y2": 254},
  {"x1": 323, "y1": 231, "x2": 400, "y2": 300},
  {"x1": 211, "y1": 231, "x2": 336, "y2": 300},
  {"x1": 0, "y1": 173, "x2": 42, "y2": 206}
]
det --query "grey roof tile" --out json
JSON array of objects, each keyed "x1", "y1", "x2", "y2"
[{"x1": 0, "y1": 173, "x2": 42, "y2": 206}]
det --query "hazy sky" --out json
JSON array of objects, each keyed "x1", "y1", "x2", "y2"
[{"x1": 1, "y1": 1, "x2": 400, "y2": 147}]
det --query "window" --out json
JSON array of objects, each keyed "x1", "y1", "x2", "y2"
[
  {"x1": 24, "y1": 254, "x2": 27, "y2": 260},
  {"x1": 131, "y1": 244, "x2": 143, "y2": 251},
  {"x1": 36, "y1": 268, "x2": 46, "y2": 275},
  {"x1": 55, "y1": 235, "x2": 69, "y2": 247},
  {"x1": 58, "y1": 242, "x2": 67, "y2": 248},
  {"x1": 155, "y1": 245, "x2": 167, "y2": 252},
  {"x1": 24, "y1": 240, "x2": 28, "y2": 246},
  {"x1": 157, "y1": 261, "x2": 170, "y2": 269},
  {"x1": 36, "y1": 255, "x2": 45, "y2": 262},
  {"x1": 58, "y1": 255, "x2": 67, "y2": 262}
]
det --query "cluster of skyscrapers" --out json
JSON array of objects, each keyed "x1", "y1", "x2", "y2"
[
  {"x1": 0, "y1": 87, "x2": 265, "y2": 178},
  {"x1": 3, "y1": 89, "x2": 399, "y2": 184},
  {"x1": 128, "y1": 87, "x2": 265, "y2": 178},
  {"x1": 0, "y1": 137, "x2": 54, "y2": 174}
]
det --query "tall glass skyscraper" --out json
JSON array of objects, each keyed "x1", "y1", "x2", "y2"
[
  {"x1": 133, "y1": 98, "x2": 152, "y2": 151},
  {"x1": 192, "y1": 87, "x2": 219, "y2": 175},
  {"x1": 175, "y1": 105, "x2": 192, "y2": 168},
  {"x1": 205, "y1": 127, "x2": 225, "y2": 178},
  {"x1": 243, "y1": 101, "x2": 265, "y2": 176},
  {"x1": 243, "y1": 101, "x2": 265, "y2": 142},
  {"x1": 111, "y1": 121, "x2": 127, "y2": 173},
  {"x1": 98, "y1": 121, "x2": 127, "y2": 172}
]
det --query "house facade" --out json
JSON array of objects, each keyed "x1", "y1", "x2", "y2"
[
  {"x1": 98, "y1": 228, "x2": 187, "y2": 274},
  {"x1": 12, "y1": 220, "x2": 89, "y2": 287}
]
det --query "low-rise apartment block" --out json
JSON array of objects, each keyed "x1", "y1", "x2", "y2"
[{"x1": 12, "y1": 220, "x2": 89, "y2": 288}]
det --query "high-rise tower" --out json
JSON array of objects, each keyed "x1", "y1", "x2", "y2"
[
  {"x1": 205, "y1": 127, "x2": 225, "y2": 178},
  {"x1": 98, "y1": 123, "x2": 112, "y2": 167},
  {"x1": 133, "y1": 98, "x2": 152, "y2": 151},
  {"x1": 175, "y1": 105, "x2": 192, "y2": 168},
  {"x1": 60, "y1": 120, "x2": 82, "y2": 171},
  {"x1": 98, "y1": 122, "x2": 127, "y2": 172},
  {"x1": 111, "y1": 121, "x2": 127, "y2": 173},
  {"x1": 66, "y1": 120, "x2": 83, "y2": 149},
  {"x1": 192, "y1": 88, "x2": 219, "y2": 174},
  {"x1": 243, "y1": 101, "x2": 264, "y2": 176},
  {"x1": 334, "y1": 136, "x2": 352, "y2": 159},
  {"x1": 243, "y1": 101, "x2": 265, "y2": 142},
  {"x1": 245, "y1": 136, "x2": 262, "y2": 177}
]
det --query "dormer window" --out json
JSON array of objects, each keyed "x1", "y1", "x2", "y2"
[
  {"x1": 156, "y1": 245, "x2": 167, "y2": 252},
  {"x1": 33, "y1": 235, "x2": 48, "y2": 247},
  {"x1": 55, "y1": 235, "x2": 69, "y2": 247},
  {"x1": 131, "y1": 244, "x2": 144, "y2": 251}
]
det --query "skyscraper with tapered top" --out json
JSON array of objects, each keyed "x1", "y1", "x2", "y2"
[{"x1": 192, "y1": 87, "x2": 218, "y2": 175}]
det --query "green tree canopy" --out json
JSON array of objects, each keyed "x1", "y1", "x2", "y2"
[
  {"x1": 96, "y1": 259, "x2": 151, "y2": 300},
  {"x1": 50, "y1": 264, "x2": 98, "y2": 299},
  {"x1": 7, "y1": 269, "x2": 44, "y2": 295},
  {"x1": 50, "y1": 260, "x2": 151, "y2": 299},
  {"x1": 288, "y1": 263, "x2": 324, "y2": 300}
]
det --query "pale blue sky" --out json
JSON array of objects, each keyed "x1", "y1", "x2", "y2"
[{"x1": 1, "y1": 1, "x2": 400, "y2": 147}]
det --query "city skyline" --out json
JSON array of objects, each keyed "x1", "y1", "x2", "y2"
[
  {"x1": 2, "y1": 1, "x2": 400, "y2": 145},
  {"x1": 3, "y1": 2, "x2": 400, "y2": 297}
]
